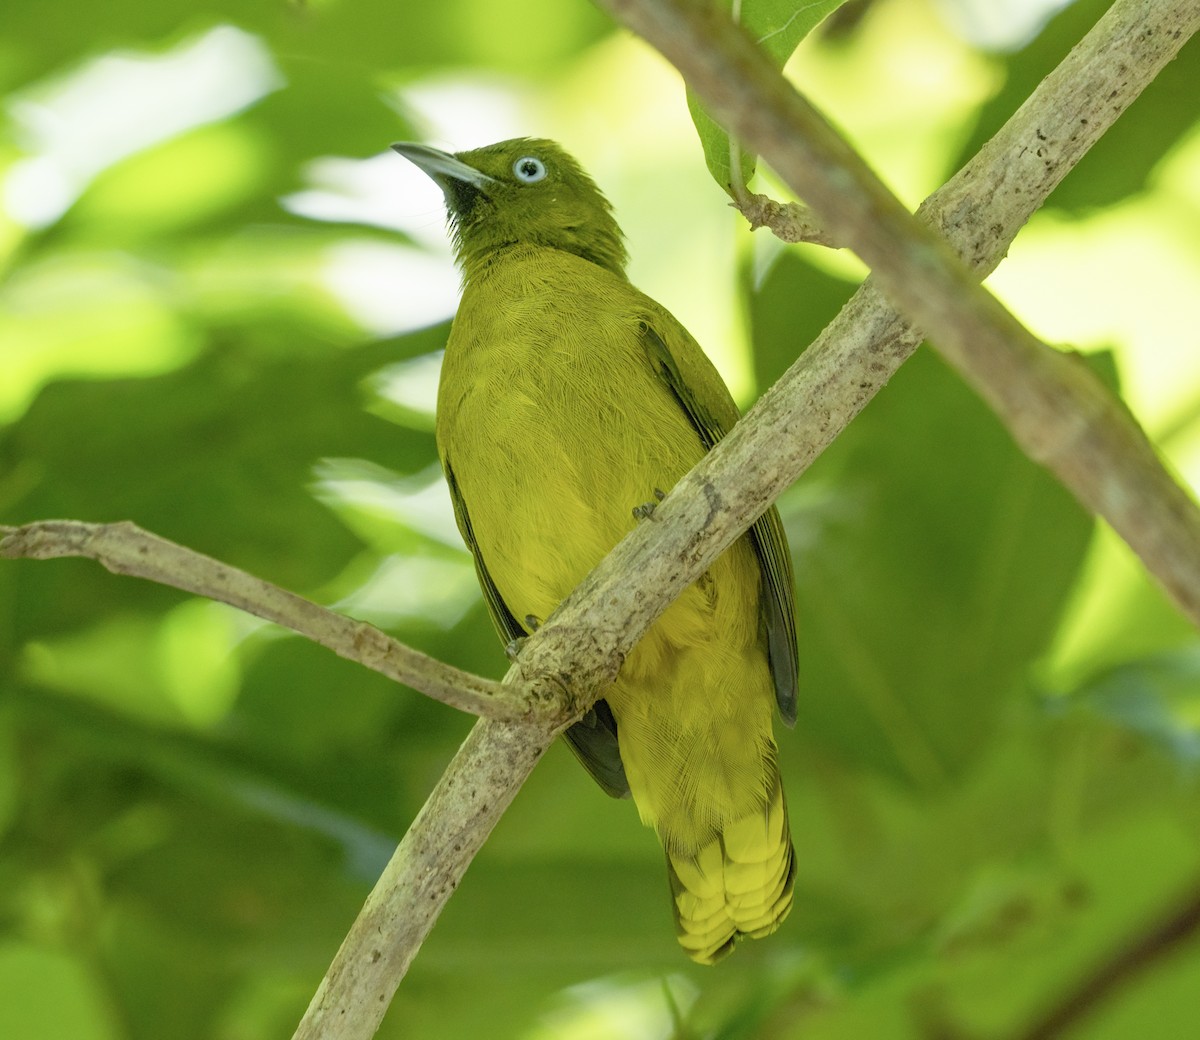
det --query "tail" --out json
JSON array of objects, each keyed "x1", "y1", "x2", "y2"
[{"x1": 666, "y1": 769, "x2": 795, "y2": 965}]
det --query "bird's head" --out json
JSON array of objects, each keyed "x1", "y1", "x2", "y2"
[{"x1": 392, "y1": 137, "x2": 628, "y2": 279}]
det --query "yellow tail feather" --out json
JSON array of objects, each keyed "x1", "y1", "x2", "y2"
[{"x1": 666, "y1": 771, "x2": 795, "y2": 965}]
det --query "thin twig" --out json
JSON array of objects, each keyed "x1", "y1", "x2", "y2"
[
  {"x1": 1015, "y1": 879, "x2": 1200, "y2": 1040},
  {"x1": 597, "y1": 0, "x2": 1200, "y2": 626},
  {"x1": 737, "y1": 193, "x2": 837, "y2": 245},
  {"x1": 0, "y1": 520, "x2": 527, "y2": 722}
]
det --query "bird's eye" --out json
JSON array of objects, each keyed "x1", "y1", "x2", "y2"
[{"x1": 512, "y1": 156, "x2": 547, "y2": 183}]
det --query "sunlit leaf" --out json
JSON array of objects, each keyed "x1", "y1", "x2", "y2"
[{"x1": 687, "y1": 0, "x2": 846, "y2": 193}]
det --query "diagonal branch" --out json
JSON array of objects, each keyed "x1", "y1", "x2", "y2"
[
  {"x1": 1015, "y1": 878, "x2": 1200, "y2": 1040},
  {"x1": 598, "y1": 0, "x2": 1200, "y2": 627},
  {"x1": 0, "y1": 520, "x2": 526, "y2": 722}
]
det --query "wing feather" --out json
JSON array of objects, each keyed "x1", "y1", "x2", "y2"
[
  {"x1": 444, "y1": 460, "x2": 632, "y2": 795},
  {"x1": 638, "y1": 319, "x2": 798, "y2": 724}
]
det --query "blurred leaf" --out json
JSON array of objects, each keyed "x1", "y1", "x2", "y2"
[
  {"x1": 687, "y1": 0, "x2": 846, "y2": 193},
  {"x1": 743, "y1": 246, "x2": 858, "y2": 390},
  {"x1": 1, "y1": 329, "x2": 441, "y2": 635},
  {"x1": 22, "y1": 614, "x2": 197, "y2": 726},
  {"x1": 0, "y1": 943, "x2": 118, "y2": 1040},
  {"x1": 1068, "y1": 644, "x2": 1200, "y2": 762},
  {"x1": 255, "y1": 55, "x2": 415, "y2": 165},
  {"x1": 0, "y1": 250, "x2": 202, "y2": 424},
  {"x1": 63, "y1": 123, "x2": 276, "y2": 245},
  {"x1": 392, "y1": 859, "x2": 682, "y2": 1040},
  {"x1": 753, "y1": 253, "x2": 1095, "y2": 782},
  {"x1": 0, "y1": 712, "x2": 19, "y2": 843}
]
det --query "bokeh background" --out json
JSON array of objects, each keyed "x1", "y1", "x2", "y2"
[{"x1": 2, "y1": 0, "x2": 1199, "y2": 1036}]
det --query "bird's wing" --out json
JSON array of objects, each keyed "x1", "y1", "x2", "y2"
[
  {"x1": 445, "y1": 462, "x2": 526, "y2": 642},
  {"x1": 558, "y1": 698, "x2": 630, "y2": 799},
  {"x1": 444, "y1": 459, "x2": 631, "y2": 797},
  {"x1": 638, "y1": 318, "x2": 799, "y2": 725}
]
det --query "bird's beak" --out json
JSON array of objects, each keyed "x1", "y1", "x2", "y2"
[{"x1": 390, "y1": 142, "x2": 494, "y2": 190}]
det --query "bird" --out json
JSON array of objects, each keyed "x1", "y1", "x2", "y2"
[{"x1": 392, "y1": 137, "x2": 798, "y2": 964}]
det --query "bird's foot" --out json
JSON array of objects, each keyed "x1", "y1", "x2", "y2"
[
  {"x1": 504, "y1": 615, "x2": 543, "y2": 661},
  {"x1": 633, "y1": 488, "x2": 666, "y2": 521}
]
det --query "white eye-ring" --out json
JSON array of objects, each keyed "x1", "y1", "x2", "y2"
[{"x1": 512, "y1": 156, "x2": 547, "y2": 183}]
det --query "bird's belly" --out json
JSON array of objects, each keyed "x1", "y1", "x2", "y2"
[{"x1": 446, "y1": 360, "x2": 695, "y2": 626}]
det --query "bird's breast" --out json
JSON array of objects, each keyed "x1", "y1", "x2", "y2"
[{"x1": 437, "y1": 254, "x2": 703, "y2": 620}]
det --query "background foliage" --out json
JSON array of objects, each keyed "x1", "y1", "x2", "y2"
[{"x1": 2, "y1": 0, "x2": 1199, "y2": 1036}]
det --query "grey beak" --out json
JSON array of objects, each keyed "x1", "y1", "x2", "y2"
[{"x1": 390, "y1": 142, "x2": 494, "y2": 189}]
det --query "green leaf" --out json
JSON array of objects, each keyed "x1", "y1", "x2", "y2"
[
  {"x1": 688, "y1": 0, "x2": 846, "y2": 194},
  {"x1": 1068, "y1": 645, "x2": 1200, "y2": 762},
  {"x1": 0, "y1": 943, "x2": 119, "y2": 1040},
  {"x1": 751, "y1": 252, "x2": 1096, "y2": 783},
  {"x1": 686, "y1": 89, "x2": 761, "y2": 194},
  {"x1": 748, "y1": 0, "x2": 847, "y2": 65}
]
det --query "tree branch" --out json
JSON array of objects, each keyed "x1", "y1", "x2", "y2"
[
  {"x1": 1015, "y1": 878, "x2": 1200, "y2": 1040},
  {"x1": 597, "y1": 0, "x2": 1200, "y2": 626},
  {"x1": 0, "y1": 520, "x2": 527, "y2": 722},
  {"x1": 296, "y1": 717, "x2": 552, "y2": 1039},
  {"x1": 736, "y1": 192, "x2": 837, "y2": 245}
]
